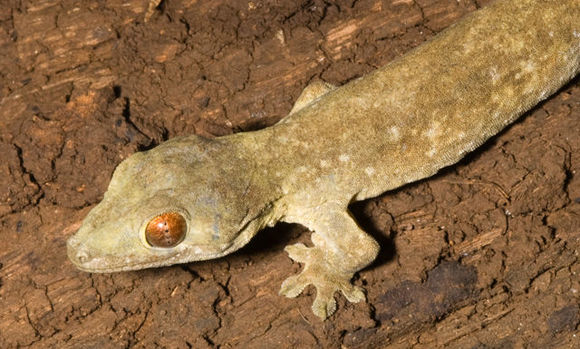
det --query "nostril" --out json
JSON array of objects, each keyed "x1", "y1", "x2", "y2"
[
  {"x1": 67, "y1": 237, "x2": 94, "y2": 268},
  {"x1": 76, "y1": 250, "x2": 90, "y2": 264}
]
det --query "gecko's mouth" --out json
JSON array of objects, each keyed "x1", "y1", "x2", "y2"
[
  {"x1": 66, "y1": 235, "x2": 235, "y2": 273},
  {"x1": 67, "y1": 206, "x2": 271, "y2": 273}
]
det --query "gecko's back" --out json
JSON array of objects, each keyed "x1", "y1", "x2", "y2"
[{"x1": 269, "y1": 0, "x2": 580, "y2": 202}]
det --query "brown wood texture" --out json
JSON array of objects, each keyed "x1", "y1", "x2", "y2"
[{"x1": 1, "y1": 0, "x2": 579, "y2": 347}]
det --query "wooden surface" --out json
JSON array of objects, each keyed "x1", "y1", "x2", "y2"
[{"x1": 1, "y1": 0, "x2": 579, "y2": 347}]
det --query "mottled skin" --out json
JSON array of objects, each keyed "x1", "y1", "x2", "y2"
[{"x1": 68, "y1": 0, "x2": 580, "y2": 319}]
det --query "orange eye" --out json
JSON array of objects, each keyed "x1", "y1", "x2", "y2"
[{"x1": 145, "y1": 212, "x2": 187, "y2": 248}]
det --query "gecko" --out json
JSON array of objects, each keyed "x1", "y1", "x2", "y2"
[{"x1": 67, "y1": 0, "x2": 580, "y2": 320}]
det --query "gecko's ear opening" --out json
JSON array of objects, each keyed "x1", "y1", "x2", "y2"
[{"x1": 144, "y1": 212, "x2": 187, "y2": 248}]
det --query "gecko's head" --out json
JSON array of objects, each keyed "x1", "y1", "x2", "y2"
[{"x1": 67, "y1": 135, "x2": 275, "y2": 272}]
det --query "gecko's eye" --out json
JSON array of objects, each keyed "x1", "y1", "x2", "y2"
[{"x1": 145, "y1": 212, "x2": 187, "y2": 248}]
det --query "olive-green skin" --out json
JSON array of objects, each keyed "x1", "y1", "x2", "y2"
[{"x1": 68, "y1": 0, "x2": 580, "y2": 319}]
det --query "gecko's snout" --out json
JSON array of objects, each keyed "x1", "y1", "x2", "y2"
[{"x1": 67, "y1": 236, "x2": 92, "y2": 268}]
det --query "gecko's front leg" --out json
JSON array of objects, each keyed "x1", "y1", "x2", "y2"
[{"x1": 279, "y1": 203, "x2": 380, "y2": 319}]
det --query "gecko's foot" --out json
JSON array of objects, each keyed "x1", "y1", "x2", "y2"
[{"x1": 279, "y1": 242, "x2": 365, "y2": 319}]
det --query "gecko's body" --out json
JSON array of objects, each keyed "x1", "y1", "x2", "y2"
[{"x1": 68, "y1": 0, "x2": 580, "y2": 319}]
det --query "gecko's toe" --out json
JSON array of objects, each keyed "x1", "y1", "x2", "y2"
[
  {"x1": 312, "y1": 278, "x2": 365, "y2": 318},
  {"x1": 279, "y1": 274, "x2": 308, "y2": 298},
  {"x1": 340, "y1": 284, "x2": 366, "y2": 303},
  {"x1": 312, "y1": 288, "x2": 337, "y2": 319}
]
